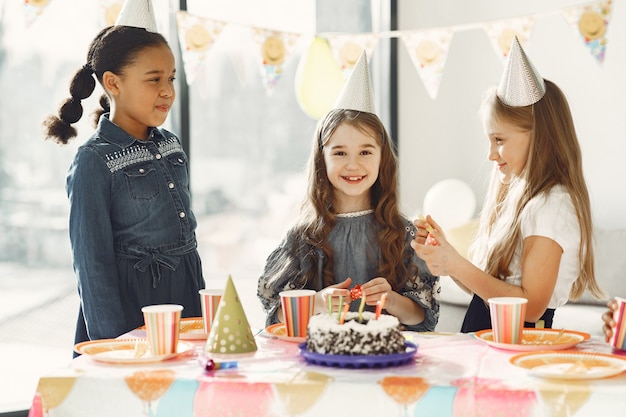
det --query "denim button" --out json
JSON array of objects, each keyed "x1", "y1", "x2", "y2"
[
  {"x1": 155, "y1": 154, "x2": 162, "y2": 159},
  {"x1": 179, "y1": 212, "x2": 186, "y2": 218},
  {"x1": 168, "y1": 182, "x2": 175, "y2": 189}
]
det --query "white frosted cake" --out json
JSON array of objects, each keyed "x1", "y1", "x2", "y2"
[{"x1": 305, "y1": 311, "x2": 406, "y2": 355}]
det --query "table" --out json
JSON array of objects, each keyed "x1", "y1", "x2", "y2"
[{"x1": 28, "y1": 331, "x2": 626, "y2": 417}]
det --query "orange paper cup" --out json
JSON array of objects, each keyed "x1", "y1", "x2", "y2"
[
  {"x1": 199, "y1": 289, "x2": 223, "y2": 334},
  {"x1": 141, "y1": 304, "x2": 183, "y2": 356},
  {"x1": 280, "y1": 289, "x2": 315, "y2": 338},
  {"x1": 488, "y1": 297, "x2": 527, "y2": 344}
]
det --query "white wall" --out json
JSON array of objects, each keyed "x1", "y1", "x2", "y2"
[{"x1": 397, "y1": 0, "x2": 626, "y2": 230}]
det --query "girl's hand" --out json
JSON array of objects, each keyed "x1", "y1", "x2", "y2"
[
  {"x1": 413, "y1": 216, "x2": 430, "y2": 245},
  {"x1": 360, "y1": 277, "x2": 392, "y2": 306},
  {"x1": 414, "y1": 214, "x2": 444, "y2": 246},
  {"x1": 410, "y1": 218, "x2": 459, "y2": 277},
  {"x1": 316, "y1": 277, "x2": 352, "y2": 313},
  {"x1": 602, "y1": 299, "x2": 618, "y2": 342}
]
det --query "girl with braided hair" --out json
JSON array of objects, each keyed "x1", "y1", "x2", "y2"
[{"x1": 43, "y1": 23, "x2": 204, "y2": 353}]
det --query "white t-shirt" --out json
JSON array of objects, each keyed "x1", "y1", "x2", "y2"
[{"x1": 504, "y1": 185, "x2": 580, "y2": 308}]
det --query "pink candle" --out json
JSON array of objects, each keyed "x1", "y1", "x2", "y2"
[{"x1": 376, "y1": 293, "x2": 388, "y2": 320}]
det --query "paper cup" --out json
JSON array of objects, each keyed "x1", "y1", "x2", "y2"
[
  {"x1": 141, "y1": 304, "x2": 183, "y2": 356},
  {"x1": 610, "y1": 297, "x2": 626, "y2": 350},
  {"x1": 280, "y1": 289, "x2": 316, "y2": 338},
  {"x1": 199, "y1": 289, "x2": 223, "y2": 334},
  {"x1": 488, "y1": 297, "x2": 528, "y2": 344}
]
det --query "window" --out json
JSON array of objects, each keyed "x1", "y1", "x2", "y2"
[{"x1": 0, "y1": 0, "x2": 316, "y2": 411}]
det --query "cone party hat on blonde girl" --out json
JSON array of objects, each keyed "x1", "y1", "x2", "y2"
[
  {"x1": 497, "y1": 36, "x2": 545, "y2": 107},
  {"x1": 205, "y1": 276, "x2": 258, "y2": 354}
]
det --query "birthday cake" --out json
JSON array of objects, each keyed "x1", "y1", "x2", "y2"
[{"x1": 305, "y1": 311, "x2": 406, "y2": 355}]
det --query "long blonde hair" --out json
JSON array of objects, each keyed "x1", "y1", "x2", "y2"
[{"x1": 470, "y1": 80, "x2": 604, "y2": 301}]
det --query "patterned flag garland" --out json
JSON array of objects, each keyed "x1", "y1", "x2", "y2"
[
  {"x1": 99, "y1": 0, "x2": 123, "y2": 27},
  {"x1": 563, "y1": 0, "x2": 613, "y2": 64},
  {"x1": 175, "y1": 11, "x2": 225, "y2": 85},
  {"x1": 401, "y1": 28, "x2": 454, "y2": 100},
  {"x1": 483, "y1": 16, "x2": 535, "y2": 64},
  {"x1": 253, "y1": 28, "x2": 302, "y2": 94},
  {"x1": 326, "y1": 33, "x2": 380, "y2": 78},
  {"x1": 23, "y1": 0, "x2": 51, "y2": 26}
]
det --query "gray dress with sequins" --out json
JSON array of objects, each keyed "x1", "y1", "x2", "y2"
[{"x1": 257, "y1": 210, "x2": 440, "y2": 331}]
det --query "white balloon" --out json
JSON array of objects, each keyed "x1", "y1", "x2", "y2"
[{"x1": 423, "y1": 179, "x2": 476, "y2": 229}]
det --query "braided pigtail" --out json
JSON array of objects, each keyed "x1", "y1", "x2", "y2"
[{"x1": 42, "y1": 63, "x2": 96, "y2": 145}]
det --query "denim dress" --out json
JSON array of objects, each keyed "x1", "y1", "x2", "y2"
[{"x1": 67, "y1": 114, "x2": 204, "y2": 347}]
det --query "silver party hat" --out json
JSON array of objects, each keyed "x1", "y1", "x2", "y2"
[
  {"x1": 115, "y1": 0, "x2": 158, "y2": 33},
  {"x1": 497, "y1": 37, "x2": 545, "y2": 106},
  {"x1": 332, "y1": 50, "x2": 376, "y2": 114}
]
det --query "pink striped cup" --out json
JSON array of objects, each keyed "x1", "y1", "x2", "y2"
[
  {"x1": 488, "y1": 297, "x2": 528, "y2": 344},
  {"x1": 199, "y1": 289, "x2": 223, "y2": 334},
  {"x1": 141, "y1": 304, "x2": 183, "y2": 356},
  {"x1": 280, "y1": 289, "x2": 316, "y2": 338},
  {"x1": 610, "y1": 297, "x2": 626, "y2": 350}
]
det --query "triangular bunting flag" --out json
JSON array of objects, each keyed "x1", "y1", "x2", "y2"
[
  {"x1": 562, "y1": 0, "x2": 613, "y2": 64},
  {"x1": 99, "y1": 0, "x2": 123, "y2": 27},
  {"x1": 252, "y1": 27, "x2": 302, "y2": 95},
  {"x1": 401, "y1": 28, "x2": 453, "y2": 100},
  {"x1": 205, "y1": 276, "x2": 257, "y2": 354},
  {"x1": 483, "y1": 16, "x2": 535, "y2": 64},
  {"x1": 23, "y1": 0, "x2": 52, "y2": 27},
  {"x1": 326, "y1": 33, "x2": 380, "y2": 78},
  {"x1": 176, "y1": 11, "x2": 225, "y2": 85}
]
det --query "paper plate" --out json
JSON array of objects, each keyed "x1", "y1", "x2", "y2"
[
  {"x1": 177, "y1": 317, "x2": 209, "y2": 340},
  {"x1": 299, "y1": 342, "x2": 418, "y2": 368},
  {"x1": 74, "y1": 338, "x2": 194, "y2": 365},
  {"x1": 265, "y1": 323, "x2": 306, "y2": 343},
  {"x1": 475, "y1": 328, "x2": 589, "y2": 352},
  {"x1": 510, "y1": 351, "x2": 626, "y2": 380},
  {"x1": 138, "y1": 317, "x2": 208, "y2": 340}
]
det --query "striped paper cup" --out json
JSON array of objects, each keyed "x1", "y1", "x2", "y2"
[
  {"x1": 280, "y1": 289, "x2": 316, "y2": 338},
  {"x1": 141, "y1": 304, "x2": 183, "y2": 356},
  {"x1": 488, "y1": 297, "x2": 528, "y2": 344},
  {"x1": 199, "y1": 289, "x2": 223, "y2": 334},
  {"x1": 610, "y1": 297, "x2": 626, "y2": 350}
]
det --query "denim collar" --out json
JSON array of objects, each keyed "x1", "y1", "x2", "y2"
[{"x1": 96, "y1": 113, "x2": 163, "y2": 148}]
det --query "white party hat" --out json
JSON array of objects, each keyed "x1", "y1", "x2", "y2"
[
  {"x1": 497, "y1": 37, "x2": 545, "y2": 106},
  {"x1": 332, "y1": 50, "x2": 376, "y2": 114},
  {"x1": 115, "y1": 0, "x2": 158, "y2": 33}
]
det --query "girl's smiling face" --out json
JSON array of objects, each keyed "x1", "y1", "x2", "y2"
[
  {"x1": 486, "y1": 117, "x2": 531, "y2": 184},
  {"x1": 323, "y1": 122, "x2": 381, "y2": 213}
]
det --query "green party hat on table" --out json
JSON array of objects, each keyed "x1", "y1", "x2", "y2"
[{"x1": 205, "y1": 275, "x2": 258, "y2": 354}]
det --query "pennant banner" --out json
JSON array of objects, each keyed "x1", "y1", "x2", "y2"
[
  {"x1": 326, "y1": 33, "x2": 380, "y2": 78},
  {"x1": 176, "y1": 11, "x2": 225, "y2": 84},
  {"x1": 99, "y1": 0, "x2": 123, "y2": 27},
  {"x1": 401, "y1": 29, "x2": 453, "y2": 99},
  {"x1": 483, "y1": 16, "x2": 535, "y2": 64},
  {"x1": 252, "y1": 28, "x2": 302, "y2": 94},
  {"x1": 28, "y1": 0, "x2": 614, "y2": 100},
  {"x1": 23, "y1": 0, "x2": 52, "y2": 26},
  {"x1": 562, "y1": 0, "x2": 613, "y2": 64}
]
